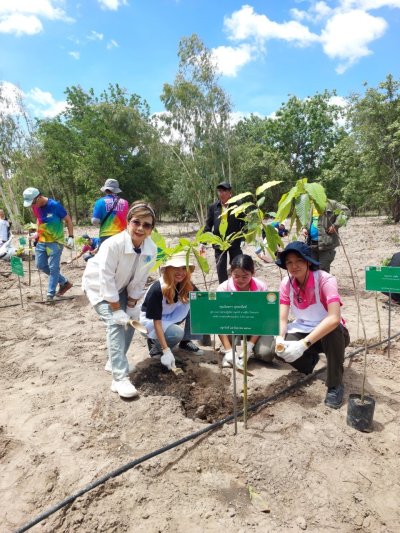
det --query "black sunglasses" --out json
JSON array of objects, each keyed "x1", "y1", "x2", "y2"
[{"x1": 129, "y1": 219, "x2": 153, "y2": 230}]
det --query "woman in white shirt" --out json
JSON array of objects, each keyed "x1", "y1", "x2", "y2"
[{"x1": 82, "y1": 201, "x2": 157, "y2": 399}]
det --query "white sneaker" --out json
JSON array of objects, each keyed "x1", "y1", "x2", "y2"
[
  {"x1": 105, "y1": 360, "x2": 136, "y2": 373},
  {"x1": 111, "y1": 378, "x2": 138, "y2": 398}
]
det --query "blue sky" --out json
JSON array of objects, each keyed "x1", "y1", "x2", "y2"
[{"x1": 0, "y1": 1, "x2": 399, "y2": 119}]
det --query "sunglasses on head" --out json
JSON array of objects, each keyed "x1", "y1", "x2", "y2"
[{"x1": 129, "y1": 218, "x2": 153, "y2": 230}]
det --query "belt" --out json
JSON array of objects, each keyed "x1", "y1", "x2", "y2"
[{"x1": 310, "y1": 240, "x2": 318, "y2": 245}]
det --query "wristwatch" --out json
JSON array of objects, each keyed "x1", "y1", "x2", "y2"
[{"x1": 302, "y1": 338, "x2": 312, "y2": 348}]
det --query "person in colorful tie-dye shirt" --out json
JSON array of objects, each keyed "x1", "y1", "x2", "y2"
[
  {"x1": 23, "y1": 187, "x2": 74, "y2": 303},
  {"x1": 91, "y1": 179, "x2": 129, "y2": 245}
]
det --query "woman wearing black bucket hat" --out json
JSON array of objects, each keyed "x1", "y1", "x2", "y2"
[{"x1": 275, "y1": 241, "x2": 350, "y2": 409}]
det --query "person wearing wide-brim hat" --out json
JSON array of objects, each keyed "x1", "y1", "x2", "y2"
[
  {"x1": 274, "y1": 241, "x2": 350, "y2": 409},
  {"x1": 140, "y1": 251, "x2": 203, "y2": 370},
  {"x1": 202, "y1": 181, "x2": 246, "y2": 284},
  {"x1": 91, "y1": 179, "x2": 129, "y2": 246}
]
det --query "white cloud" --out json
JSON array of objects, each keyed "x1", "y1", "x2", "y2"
[
  {"x1": 0, "y1": 82, "x2": 66, "y2": 118},
  {"x1": 224, "y1": 5, "x2": 319, "y2": 46},
  {"x1": 87, "y1": 30, "x2": 103, "y2": 41},
  {"x1": 107, "y1": 39, "x2": 119, "y2": 49},
  {"x1": 290, "y1": 2, "x2": 333, "y2": 23},
  {"x1": 211, "y1": 44, "x2": 255, "y2": 77},
  {"x1": 26, "y1": 87, "x2": 67, "y2": 118},
  {"x1": 321, "y1": 9, "x2": 387, "y2": 72},
  {"x1": 340, "y1": 0, "x2": 400, "y2": 9},
  {"x1": 0, "y1": 14, "x2": 42, "y2": 35},
  {"x1": 68, "y1": 51, "x2": 80, "y2": 60},
  {"x1": 98, "y1": 0, "x2": 128, "y2": 11},
  {"x1": 0, "y1": 0, "x2": 72, "y2": 36},
  {"x1": 219, "y1": 1, "x2": 397, "y2": 76}
]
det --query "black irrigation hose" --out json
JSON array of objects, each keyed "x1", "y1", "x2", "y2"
[
  {"x1": 0, "y1": 303, "x2": 21, "y2": 309},
  {"x1": 14, "y1": 331, "x2": 400, "y2": 533}
]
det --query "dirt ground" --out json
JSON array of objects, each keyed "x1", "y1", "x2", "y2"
[{"x1": 1, "y1": 217, "x2": 400, "y2": 533}]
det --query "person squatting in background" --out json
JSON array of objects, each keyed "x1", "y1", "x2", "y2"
[
  {"x1": 22, "y1": 187, "x2": 74, "y2": 303},
  {"x1": 82, "y1": 201, "x2": 157, "y2": 399},
  {"x1": 68, "y1": 234, "x2": 100, "y2": 263},
  {"x1": 203, "y1": 181, "x2": 245, "y2": 284},
  {"x1": 274, "y1": 241, "x2": 350, "y2": 409},
  {"x1": 140, "y1": 252, "x2": 204, "y2": 371},
  {"x1": 217, "y1": 254, "x2": 275, "y2": 368},
  {"x1": 91, "y1": 179, "x2": 129, "y2": 245}
]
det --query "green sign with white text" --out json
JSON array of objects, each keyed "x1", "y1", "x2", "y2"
[
  {"x1": 190, "y1": 291, "x2": 279, "y2": 335},
  {"x1": 11, "y1": 256, "x2": 24, "y2": 277},
  {"x1": 365, "y1": 266, "x2": 400, "y2": 293}
]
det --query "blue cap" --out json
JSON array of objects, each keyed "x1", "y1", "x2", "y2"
[{"x1": 275, "y1": 241, "x2": 319, "y2": 270}]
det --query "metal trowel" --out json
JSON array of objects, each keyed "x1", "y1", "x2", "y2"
[{"x1": 128, "y1": 320, "x2": 148, "y2": 334}]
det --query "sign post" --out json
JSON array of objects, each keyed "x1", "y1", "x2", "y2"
[
  {"x1": 190, "y1": 291, "x2": 279, "y2": 433},
  {"x1": 11, "y1": 256, "x2": 24, "y2": 309},
  {"x1": 365, "y1": 266, "x2": 400, "y2": 357}
]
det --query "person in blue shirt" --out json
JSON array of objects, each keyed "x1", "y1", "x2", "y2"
[{"x1": 69, "y1": 234, "x2": 100, "y2": 263}]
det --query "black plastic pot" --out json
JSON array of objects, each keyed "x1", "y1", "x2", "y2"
[{"x1": 347, "y1": 394, "x2": 375, "y2": 432}]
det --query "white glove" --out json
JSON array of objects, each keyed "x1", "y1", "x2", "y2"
[
  {"x1": 161, "y1": 348, "x2": 176, "y2": 370},
  {"x1": 126, "y1": 305, "x2": 140, "y2": 321},
  {"x1": 67, "y1": 237, "x2": 74, "y2": 248},
  {"x1": 274, "y1": 335, "x2": 286, "y2": 355},
  {"x1": 280, "y1": 340, "x2": 306, "y2": 363},
  {"x1": 112, "y1": 309, "x2": 130, "y2": 326},
  {"x1": 237, "y1": 341, "x2": 254, "y2": 366}
]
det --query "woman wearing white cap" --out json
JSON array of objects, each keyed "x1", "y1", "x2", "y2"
[{"x1": 140, "y1": 252, "x2": 203, "y2": 370}]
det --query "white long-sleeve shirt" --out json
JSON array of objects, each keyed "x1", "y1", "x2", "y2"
[{"x1": 82, "y1": 230, "x2": 157, "y2": 306}]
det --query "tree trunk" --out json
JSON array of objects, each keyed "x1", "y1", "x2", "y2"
[
  {"x1": 391, "y1": 196, "x2": 400, "y2": 223},
  {"x1": 0, "y1": 163, "x2": 23, "y2": 232}
]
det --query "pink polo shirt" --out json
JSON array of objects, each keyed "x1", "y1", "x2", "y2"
[{"x1": 280, "y1": 270, "x2": 342, "y2": 311}]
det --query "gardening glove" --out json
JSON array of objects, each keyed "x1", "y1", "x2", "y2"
[
  {"x1": 280, "y1": 340, "x2": 306, "y2": 363},
  {"x1": 238, "y1": 340, "x2": 255, "y2": 364},
  {"x1": 67, "y1": 236, "x2": 74, "y2": 249},
  {"x1": 161, "y1": 348, "x2": 176, "y2": 370},
  {"x1": 112, "y1": 309, "x2": 130, "y2": 326},
  {"x1": 274, "y1": 335, "x2": 286, "y2": 355},
  {"x1": 126, "y1": 305, "x2": 140, "y2": 321}
]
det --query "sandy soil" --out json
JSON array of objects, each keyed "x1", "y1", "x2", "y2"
[{"x1": 1, "y1": 217, "x2": 400, "y2": 533}]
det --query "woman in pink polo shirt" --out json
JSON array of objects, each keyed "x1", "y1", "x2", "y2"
[
  {"x1": 217, "y1": 254, "x2": 274, "y2": 368},
  {"x1": 275, "y1": 241, "x2": 350, "y2": 409}
]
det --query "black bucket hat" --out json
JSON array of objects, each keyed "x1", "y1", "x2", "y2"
[{"x1": 275, "y1": 241, "x2": 320, "y2": 270}]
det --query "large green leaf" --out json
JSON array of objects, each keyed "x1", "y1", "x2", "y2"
[
  {"x1": 227, "y1": 192, "x2": 252, "y2": 203},
  {"x1": 257, "y1": 197, "x2": 265, "y2": 207},
  {"x1": 304, "y1": 182, "x2": 327, "y2": 213},
  {"x1": 276, "y1": 186, "x2": 297, "y2": 222},
  {"x1": 263, "y1": 223, "x2": 283, "y2": 260},
  {"x1": 151, "y1": 229, "x2": 167, "y2": 251},
  {"x1": 219, "y1": 213, "x2": 228, "y2": 238},
  {"x1": 229, "y1": 202, "x2": 254, "y2": 216},
  {"x1": 193, "y1": 248, "x2": 209, "y2": 274},
  {"x1": 179, "y1": 237, "x2": 191, "y2": 247},
  {"x1": 256, "y1": 180, "x2": 282, "y2": 196},
  {"x1": 198, "y1": 232, "x2": 222, "y2": 246},
  {"x1": 295, "y1": 194, "x2": 311, "y2": 226}
]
